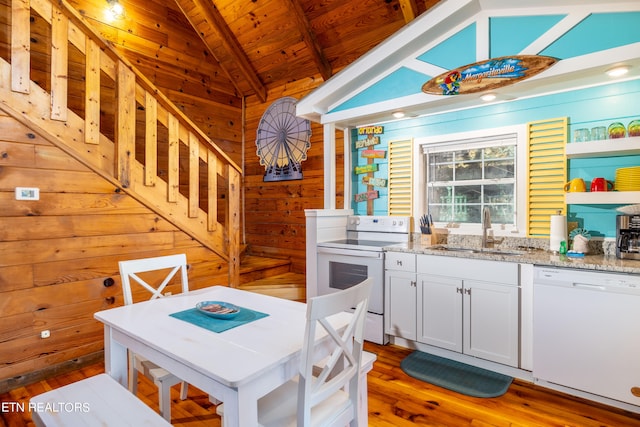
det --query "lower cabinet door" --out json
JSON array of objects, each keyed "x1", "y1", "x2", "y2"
[
  {"x1": 384, "y1": 270, "x2": 416, "y2": 340},
  {"x1": 464, "y1": 280, "x2": 519, "y2": 367},
  {"x1": 417, "y1": 274, "x2": 463, "y2": 353}
]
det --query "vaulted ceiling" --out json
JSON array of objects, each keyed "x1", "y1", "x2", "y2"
[
  {"x1": 68, "y1": 0, "x2": 442, "y2": 103},
  {"x1": 170, "y1": 0, "x2": 442, "y2": 102}
]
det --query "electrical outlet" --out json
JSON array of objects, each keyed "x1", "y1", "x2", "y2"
[
  {"x1": 40, "y1": 330, "x2": 50, "y2": 339},
  {"x1": 15, "y1": 187, "x2": 40, "y2": 200}
]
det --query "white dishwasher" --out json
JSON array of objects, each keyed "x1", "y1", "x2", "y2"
[{"x1": 533, "y1": 266, "x2": 640, "y2": 409}]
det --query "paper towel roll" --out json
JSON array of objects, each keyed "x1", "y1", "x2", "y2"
[{"x1": 550, "y1": 214, "x2": 567, "y2": 253}]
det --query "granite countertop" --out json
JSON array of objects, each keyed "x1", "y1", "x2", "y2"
[{"x1": 385, "y1": 241, "x2": 640, "y2": 275}]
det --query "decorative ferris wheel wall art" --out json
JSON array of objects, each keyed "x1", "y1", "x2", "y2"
[{"x1": 256, "y1": 97, "x2": 312, "y2": 182}]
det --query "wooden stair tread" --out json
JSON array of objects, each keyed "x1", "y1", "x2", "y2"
[
  {"x1": 239, "y1": 272, "x2": 306, "y2": 302},
  {"x1": 240, "y1": 272, "x2": 305, "y2": 288},
  {"x1": 239, "y1": 255, "x2": 292, "y2": 285},
  {"x1": 239, "y1": 255, "x2": 291, "y2": 272}
]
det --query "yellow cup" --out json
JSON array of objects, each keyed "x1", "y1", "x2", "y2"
[{"x1": 564, "y1": 178, "x2": 586, "y2": 192}]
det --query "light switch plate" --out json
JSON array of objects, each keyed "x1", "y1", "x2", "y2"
[{"x1": 15, "y1": 187, "x2": 40, "y2": 200}]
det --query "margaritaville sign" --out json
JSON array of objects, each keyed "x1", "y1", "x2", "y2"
[{"x1": 422, "y1": 55, "x2": 557, "y2": 96}]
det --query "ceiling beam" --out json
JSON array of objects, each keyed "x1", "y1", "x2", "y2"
[
  {"x1": 174, "y1": 0, "x2": 267, "y2": 103},
  {"x1": 284, "y1": 0, "x2": 332, "y2": 81},
  {"x1": 399, "y1": 0, "x2": 419, "y2": 23}
]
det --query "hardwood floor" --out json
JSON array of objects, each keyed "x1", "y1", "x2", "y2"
[{"x1": 2, "y1": 342, "x2": 639, "y2": 426}]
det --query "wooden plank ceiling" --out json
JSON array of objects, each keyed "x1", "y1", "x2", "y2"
[{"x1": 101, "y1": 0, "x2": 442, "y2": 103}]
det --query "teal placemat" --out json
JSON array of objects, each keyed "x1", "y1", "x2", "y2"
[{"x1": 170, "y1": 305, "x2": 268, "y2": 333}]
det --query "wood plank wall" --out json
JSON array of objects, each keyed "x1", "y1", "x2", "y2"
[
  {"x1": 59, "y1": 0, "x2": 245, "y2": 166},
  {"x1": 243, "y1": 79, "x2": 345, "y2": 274},
  {"x1": 0, "y1": 0, "x2": 342, "y2": 383},
  {"x1": 0, "y1": 111, "x2": 229, "y2": 382}
]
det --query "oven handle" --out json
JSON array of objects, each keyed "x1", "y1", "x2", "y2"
[{"x1": 317, "y1": 246, "x2": 383, "y2": 259}]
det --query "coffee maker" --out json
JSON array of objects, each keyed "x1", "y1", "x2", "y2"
[{"x1": 616, "y1": 214, "x2": 640, "y2": 260}]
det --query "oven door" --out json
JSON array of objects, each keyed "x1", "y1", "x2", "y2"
[{"x1": 316, "y1": 246, "x2": 384, "y2": 314}]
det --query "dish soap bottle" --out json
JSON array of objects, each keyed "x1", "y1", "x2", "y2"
[{"x1": 559, "y1": 240, "x2": 567, "y2": 255}]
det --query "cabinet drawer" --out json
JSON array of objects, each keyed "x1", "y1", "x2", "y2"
[
  {"x1": 417, "y1": 255, "x2": 518, "y2": 285},
  {"x1": 385, "y1": 252, "x2": 416, "y2": 272}
]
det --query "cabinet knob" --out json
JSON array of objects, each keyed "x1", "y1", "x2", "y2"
[
  {"x1": 632, "y1": 387, "x2": 640, "y2": 397},
  {"x1": 456, "y1": 287, "x2": 463, "y2": 294},
  {"x1": 396, "y1": 260, "x2": 403, "y2": 266},
  {"x1": 103, "y1": 277, "x2": 115, "y2": 287}
]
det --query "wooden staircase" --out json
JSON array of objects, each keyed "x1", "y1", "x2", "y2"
[
  {"x1": 0, "y1": 0, "x2": 304, "y2": 296},
  {"x1": 238, "y1": 255, "x2": 306, "y2": 302},
  {"x1": 0, "y1": 0, "x2": 241, "y2": 283}
]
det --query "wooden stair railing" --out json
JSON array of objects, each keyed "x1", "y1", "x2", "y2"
[{"x1": 0, "y1": 0, "x2": 241, "y2": 284}]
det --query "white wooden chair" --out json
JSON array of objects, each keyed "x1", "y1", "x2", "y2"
[
  {"x1": 118, "y1": 253, "x2": 190, "y2": 422},
  {"x1": 217, "y1": 277, "x2": 374, "y2": 426}
]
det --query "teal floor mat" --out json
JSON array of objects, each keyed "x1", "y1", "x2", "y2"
[{"x1": 400, "y1": 351, "x2": 513, "y2": 398}]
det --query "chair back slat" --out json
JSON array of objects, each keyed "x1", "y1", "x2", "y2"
[{"x1": 119, "y1": 254, "x2": 189, "y2": 305}]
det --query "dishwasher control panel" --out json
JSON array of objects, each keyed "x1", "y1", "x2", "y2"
[{"x1": 534, "y1": 267, "x2": 640, "y2": 294}]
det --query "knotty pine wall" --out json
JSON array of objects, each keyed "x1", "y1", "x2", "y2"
[
  {"x1": 59, "y1": 0, "x2": 245, "y2": 166},
  {"x1": 0, "y1": 111, "x2": 229, "y2": 386},
  {"x1": 0, "y1": 0, "x2": 342, "y2": 386},
  {"x1": 243, "y1": 79, "x2": 345, "y2": 274}
]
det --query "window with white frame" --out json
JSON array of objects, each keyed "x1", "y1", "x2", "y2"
[{"x1": 423, "y1": 134, "x2": 517, "y2": 227}]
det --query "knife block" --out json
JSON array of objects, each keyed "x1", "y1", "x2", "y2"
[{"x1": 421, "y1": 232, "x2": 436, "y2": 246}]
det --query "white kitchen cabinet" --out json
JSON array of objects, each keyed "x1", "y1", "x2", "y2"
[
  {"x1": 417, "y1": 255, "x2": 520, "y2": 367},
  {"x1": 384, "y1": 252, "x2": 416, "y2": 340}
]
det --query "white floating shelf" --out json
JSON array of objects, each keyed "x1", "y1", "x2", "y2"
[
  {"x1": 565, "y1": 136, "x2": 640, "y2": 158},
  {"x1": 565, "y1": 191, "x2": 640, "y2": 204}
]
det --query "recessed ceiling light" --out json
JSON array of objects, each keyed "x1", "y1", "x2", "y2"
[
  {"x1": 480, "y1": 93, "x2": 496, "y2": 102},
  {"x1": 606, "y1": 66, "x2": 629, "y2": 78},
  {"x1": 392, "y1": 111, "x2": 405, "y2": 119}
]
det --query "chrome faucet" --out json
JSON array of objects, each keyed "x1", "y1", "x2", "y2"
[{"x1": 481, "y1": 206, "x2": 493, "y2": 248}]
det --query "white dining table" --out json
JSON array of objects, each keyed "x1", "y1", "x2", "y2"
[{"x1": 94, "y1": 285, "x2": 353, "y2": 427}]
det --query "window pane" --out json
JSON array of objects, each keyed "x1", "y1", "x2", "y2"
[
  {"x1": 461, "y1": 205, "x2": 481, "y2": 223},
  {"x1": 483, "y1": 145, "x2": 514, "y2": 160},
  {"x1": 484, "y1": 146, "x2": 514, "y2": 179},
  {"x1": 425, "y1": 138, "x2": 517, "y2": 226},
  {"x1": 456, "y1": 185, "x2": 481, "y2": 203},
  {"x1": 485, "y1": 184, "x2": 514, "y2": 224},
  {"x1": 431, "y1": 163, "x2": 453, "y2": 181},
  {"x1": 485, "y1": 161, "x2": 514, "y2": 179},
  {"x1": 488, "y1": 204, "x2": 514, "y2": 224},
  {"x1": 429, "y1": 152, "x2": 453, "y2": 181},
  {"x1": 455, "y1": 160, "x2": 482, "y2": 180},
  {"x1": 428, "y1": 186, "x2": 453, "y2": 204},
  {"x1": 484, "y1": 184, "x2": 514, "y2": 204}
]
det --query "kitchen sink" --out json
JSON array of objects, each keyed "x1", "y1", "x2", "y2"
[
  {"x1": 431, "y1": 246, "x2": 524, "y2": 256},
  {"x1": 480, "y1": 249, "x2": 524, "y2": 256}
]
